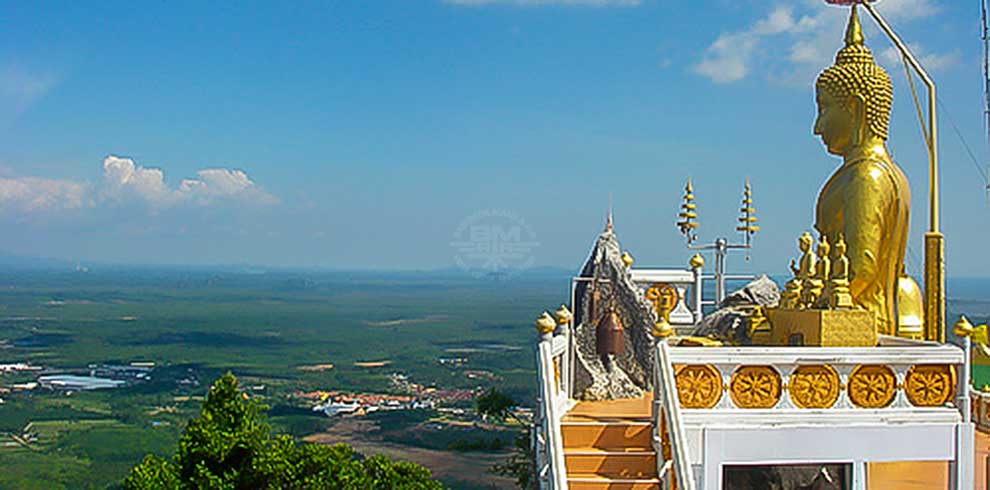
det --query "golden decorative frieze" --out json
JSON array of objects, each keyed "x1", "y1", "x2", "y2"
[
  {"x1": 674, "y1": 364, "x2": 722, "y2": 409},
  {"x1": 729, "y1": 366, "x2": 781, "y2": 409},
  {"x1": 904, "y1": 364, "x2": 955, "y2": 407},
  {"x1": 848, "y1": 364, "x2": 896, "y2": 408},
  {"x1": 788, "y1": 365, "x2": 840, "y2": 409}
]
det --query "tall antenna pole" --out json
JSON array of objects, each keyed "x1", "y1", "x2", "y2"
[{"x1": 983, "y1": 0, "x2": 990, "y2": 206}]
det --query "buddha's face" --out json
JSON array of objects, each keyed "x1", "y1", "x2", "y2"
[{"x1": 813, "y1": 89, "x2": 859, "y2": 156}]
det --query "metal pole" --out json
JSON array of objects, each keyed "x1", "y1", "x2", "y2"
[
  {"x1": 862, "y1": 2, "x2": 944, "y2": 342},
  {"x1": 714, "y1": 238, "x2": 727, "y2": 304}
]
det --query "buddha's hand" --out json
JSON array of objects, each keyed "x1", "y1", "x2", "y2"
[{"x1": 789, "y1": 259, "x2": 798, "y2": 276}]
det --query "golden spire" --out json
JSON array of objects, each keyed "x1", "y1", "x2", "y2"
[
  {"x1": 845, "y1": 4, "x2": 863, "y2": 47},
  {"x1": 677, "y1": 178, "x2": 699, "y2": 244},
  {"x1": 736, "y1": 180, "x2": 759, "y2": 239}
]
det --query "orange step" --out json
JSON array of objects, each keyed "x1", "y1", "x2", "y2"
[
  {"x1": 567, "y1": 473, "x2": 661, "y2": 490},
  {"x1": 561, "y1": 421, "x2": 653, "y2": 449},
  {"x1": 565, "y1": 450, "x2": 656, "y2": 478}
]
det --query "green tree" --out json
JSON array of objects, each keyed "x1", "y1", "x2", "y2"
[
  {"x1": 492, "y1": 430, "x2": 535, "y2": 489},
  {"x1": 124, "y1": 373, "x2": 442, "y2": 490},
  {"x1": 476, "y1": 387, "x2": 516, "y2": 421}
]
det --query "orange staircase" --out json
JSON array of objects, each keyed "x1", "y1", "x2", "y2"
[{"x1": 561, "y1": 396, "x2": 661, "y2": 490}]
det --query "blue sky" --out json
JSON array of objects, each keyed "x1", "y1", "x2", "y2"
[{"x1": 1, "y1": 0, "x2": 989, "y2": 277}]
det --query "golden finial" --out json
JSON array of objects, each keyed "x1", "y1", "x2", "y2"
[
  {"x1": 535, "y1": 311, "x2": 556, "y2": 335},
  {"x1": 953, "y1": 315, "x2": 989, "y2": 344},
  {"x1": 689, "y1": 253, "x2": 704, "y2": 269},
  {"x1": 953, "y1": 315, "x2": 974, "y2": 338},
  {"x1": 845, "y1": 4, "x2": 864, "y2": 47},
  {"x1": 554, "y1": 304, "x2": 573, "y2": 325},
  {"x1": 621, "y1": 252, "x2": 634, "y2": 268},
  {"x1": 677, "y1": 178, "x2": 699, "y2": 244},
  {"x1": 736, "y1": 180, "x2": 759, "y2": 241}
]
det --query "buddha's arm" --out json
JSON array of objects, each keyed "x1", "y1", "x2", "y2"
[{"x1": 841, "y1": 168, "x2": 890, "y2": 298}]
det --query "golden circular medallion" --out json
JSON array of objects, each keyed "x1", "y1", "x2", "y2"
[
  {"x1": 904, "y1": 364, "x2": 955, "y2": 407},
  {"x1": 674, "y1": 364, "x2": 722, "y2": 409},
  {"x1": 848, "y1": 364, "x2": 897, "y2": 408},
  {"x1": 729, "y1": 366, "x2": 781, "y2": 409},
  {"x1": 788, "y1": 365, "x2": 840, "y2": 409}
]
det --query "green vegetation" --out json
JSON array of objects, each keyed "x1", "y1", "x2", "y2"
[
  {"x1": 0, "y1": 268, "x2": 563, "y2": 488},
  {"x1": 476, "y1": 387, "x2": 517, "y2": 421},
  {"x1": 125, "y1": 373, "x2": 441, "y2": 489}
]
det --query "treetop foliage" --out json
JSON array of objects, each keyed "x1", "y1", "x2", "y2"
[{"x1": 124, "y1": 372, "x2": 442, "y2": 490}]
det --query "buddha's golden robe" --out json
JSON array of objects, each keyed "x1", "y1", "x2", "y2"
[{"x1": 815, "y1": 152, "x2": 910, "y2": 335}]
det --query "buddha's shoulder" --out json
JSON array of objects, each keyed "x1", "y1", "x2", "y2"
[{"x1": 843, "y1": 157, "x2": 901, "y2": 184}]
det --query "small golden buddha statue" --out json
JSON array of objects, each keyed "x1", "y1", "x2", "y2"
[
  {"x1": 781, "y1": 232, "x2": 815, "y2": 309},
  {"x1": 805, "y1": 235, "x2": 830, "y2": 308},
  {"x1": 813, "y1": 5, "x2": 914, "y2": 335},
  {"x1": 826, "y1": 234, "x2": 854, "y2": 309}
]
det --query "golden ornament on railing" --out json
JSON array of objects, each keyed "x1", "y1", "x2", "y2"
[
  {"x1": 953, "y1": 315, "x2": 989, "y2": 345},
  {"x1": 689, "y1": 253, "x2": 704, "y2": 269},
  {"x1": 646, "y1": 283, "x2": 678, "y2": 338},
  {"x1": 848, "y1": 364, "x2": 897, "y2": 408},
  {"x1": 534, "y1": 311, "x2": 556, "y2": 335},
  {"x1": 904, "y1": 364, "x2": 955, "y2": 407},
  {"x1": 621, "y1": 251, "x2": 634, "y2": 268},
  {"x1": 788, "y1": 365, "x2": 840, "y2": 409},
  {"x1": 674, "y1": 364, "x2": 722, "y2": 409},
  {"x1": 554, "y1": 304, "x2": 573, "y2": 326},
  {"x1": 729, "y1": 366, "x2": 782, "y2": 409},
  {"x1": 677, "y1": 178, "x2": 700, "y2": 244}
]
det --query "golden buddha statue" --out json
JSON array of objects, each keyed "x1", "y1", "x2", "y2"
[
  {"x1": 781, "y1": 232, "x2": 815, "y2": 309},
  {"x1": 813, "y1": 5, "x2": 915, "y2": 335},
  {"x1": 826, "y1": 234, "x2": 855, "y2": 309},
  {"x1": 805, "y1": 235, "x2": 830, "y2": 308}
]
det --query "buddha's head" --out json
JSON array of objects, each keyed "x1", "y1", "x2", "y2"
[
  {"x1": 814, "y1": 6, "x2": 893, "y2": 156},
  {"x1": 833, "y1": 233, "x2": 847, "y2": 257},
  {"x1": 799, "y1": 232, "x2": 813, "y2": 252},
  {"x1": 816, "y1": 235, "x2": 830, "y2": 258}
]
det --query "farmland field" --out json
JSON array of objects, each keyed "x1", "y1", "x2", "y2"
[{"x1": 0, "y1": 266, "x2": 987, "y2": 489}]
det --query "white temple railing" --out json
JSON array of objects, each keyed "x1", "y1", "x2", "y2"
[
  {"x1": 534, "y1": 320, "x2": 571, "y2": 490},
  {"x1": 657, "y1": 341, "x2": 972, "y2": 490},
  {"x1": 652, "y1": 341, "x2": 697, "y2": 490}
]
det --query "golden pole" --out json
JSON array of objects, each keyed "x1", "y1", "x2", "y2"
[{"x1": 863, "y1": 2, "x2": 944, "y2": 342}]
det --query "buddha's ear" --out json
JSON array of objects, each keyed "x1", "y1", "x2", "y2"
[{"x1": 849, "y1": 93, "x2": 868, "y2": 145}]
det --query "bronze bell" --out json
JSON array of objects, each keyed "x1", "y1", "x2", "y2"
[{"x1": 596, "y1": 307, "x2": 625, "y2": 356}]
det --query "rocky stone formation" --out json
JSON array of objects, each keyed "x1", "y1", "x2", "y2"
[
  {"x1": 691, "y1": 275, "x2": 780, "y2": 345},
  {"x1": 572, "y1": 226, "x2": 657, "y2": 401}
]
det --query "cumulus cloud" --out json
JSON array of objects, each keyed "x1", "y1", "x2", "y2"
[
  {"x1": 692, "y1": 0, "x2": 949, "y2": 85},
  {"x1": 443, "y1": 0, "x2": 639, "y2": 6},
  {"x1": 0, "y1": 155, "x2": 277, "y2": 214},
  {"x1": 0, "y1": 177, "x2": 90, "y2": 212}
]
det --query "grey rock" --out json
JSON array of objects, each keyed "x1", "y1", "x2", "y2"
[
  {"x1": 691, "y1": 275, "x2": 780, "y2": 345},
  {"x1": 571, "y1": 228, "x2": 657, "y2": 401}
]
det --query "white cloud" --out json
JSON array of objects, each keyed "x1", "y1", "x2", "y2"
[
  {"x1": 0, "y1": 155, "x2": 278, "y2": 214},
  {"x1": 880, "y1": 44, "x2": 959, "y2": 72},
  {"x1": 0, "y1": 177, "x2": 89, "y2": 212},
  {"x1": 693, "y1": 0, "x2": 950, "y2": 85},
  {"x1": 0, "y1": 64, "x2": 58, "y2": 117},
  {"x1": 443, "y1": 0, "x2": 639, "y2": 5}
]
